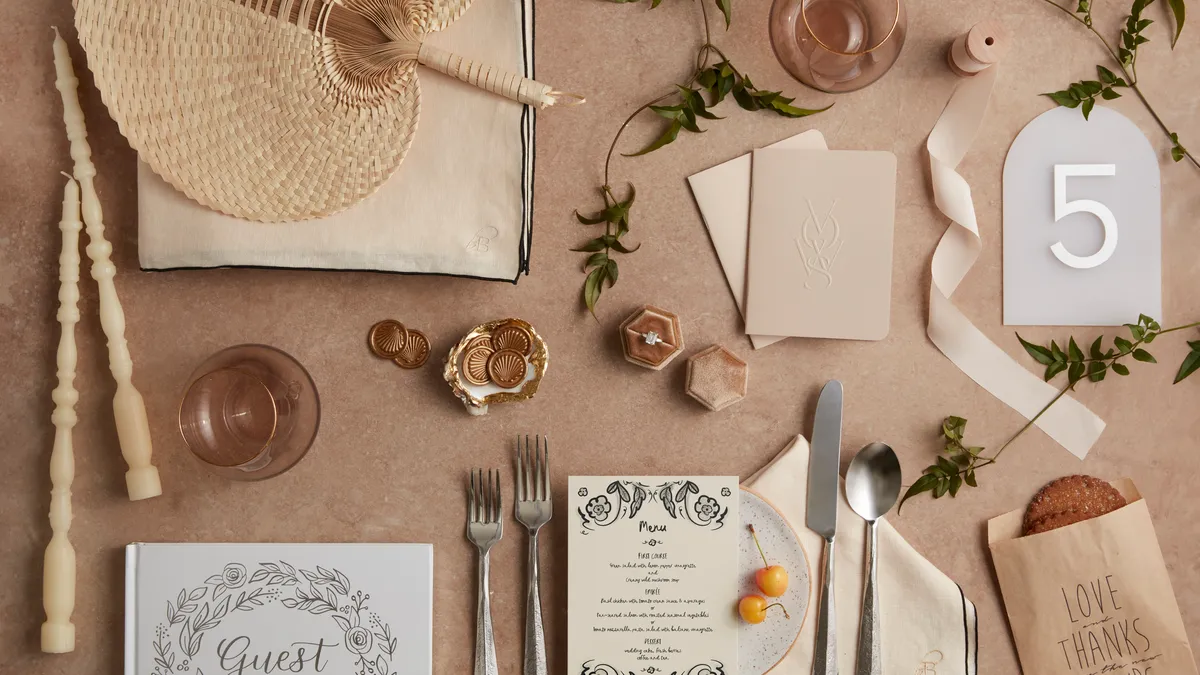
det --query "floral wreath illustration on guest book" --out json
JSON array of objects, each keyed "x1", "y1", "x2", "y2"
[
  {"x1": 576, "y1": 480, "x2": 728, "y2": 533},
  {"x1": 150, "y1": 562, "x2": 398, "y2": 675}
]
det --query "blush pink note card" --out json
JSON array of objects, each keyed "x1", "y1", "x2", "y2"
[{"x1": 745, "y1": 149, "x2": 897, "y2": 340}]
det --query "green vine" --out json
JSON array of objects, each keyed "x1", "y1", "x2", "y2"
[
  {"x1": 573, "y1": 0, "x2": 829, "y2": 315},
  {"x1": 900, "y1": 314, "x2": 1200, "y2": 510},
  {"x1": 1040, "y1": 0, "x2": 1195, "y2": 166}
]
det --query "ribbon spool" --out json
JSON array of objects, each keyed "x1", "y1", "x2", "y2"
[{"x1": 947, "y1": 20, "x2": 1010, "y2": 76}]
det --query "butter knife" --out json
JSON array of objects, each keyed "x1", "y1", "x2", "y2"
[{"x1": 808, "y1": 380, "x2": 842, "y2": 675}]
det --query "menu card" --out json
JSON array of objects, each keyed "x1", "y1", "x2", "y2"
[{"x1": 568, "y1": 476, "x2": 740, "y2": 675}]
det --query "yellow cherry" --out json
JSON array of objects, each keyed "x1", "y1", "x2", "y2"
[
  {"x1": 749, "y1": 524, "x2": 789, "y2": 597},
  {"x1": 755, "y1": 565, "x2": 789, "y2": 597},
  {"x1": 738, "y1": 594, "x2": 790, "y2": 624},
  {"x1": 738, "y1": 595, "x2": 768, "y2": 624}
]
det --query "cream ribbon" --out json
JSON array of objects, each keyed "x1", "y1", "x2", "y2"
[{"x1": 926, "y1": 66, "x2": 1106, "y2": 459}]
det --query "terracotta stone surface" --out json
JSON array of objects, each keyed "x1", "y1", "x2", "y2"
[{"x1": 3, "y1": 1, "x2": 1200, "y2": 673}]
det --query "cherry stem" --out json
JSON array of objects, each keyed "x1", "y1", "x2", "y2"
[
  {"x1": 749, "y1": 524, "x2": 770, "y2": 567},
  {"x1": 765, "y1": 603, "x2": 791, "y2": 620}
]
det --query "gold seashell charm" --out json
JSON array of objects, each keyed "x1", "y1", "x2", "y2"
[
  {"x1": 369, "y1": 319, "x2": 408, "y2": 359},
  {"x1": 487, "y1": 349, "x2": 528, "y2": 389},
  {"x1": 462, "y1": 345, "x2": 494, "y2": 385},
  {"x1": 393, "y1": 329, "x2": 431, "y2": 369},
  {"x1": 465, "y1": 335, "x2": 495, "y2": 353},
  {"x1": 492, "y1": 324, "x2": 533, "y2": 355}
]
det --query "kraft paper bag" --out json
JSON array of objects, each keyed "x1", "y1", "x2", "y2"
[{"x1": 987, "y1": 479, "x2": 1197, "y2": 675}]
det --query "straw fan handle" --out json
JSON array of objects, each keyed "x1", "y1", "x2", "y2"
[{"x1": 417, "y1": 44, "x2": 583, "y2": 108}]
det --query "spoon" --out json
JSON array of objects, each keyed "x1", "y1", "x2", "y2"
[{"x1": 845, "y1": 442, "x2": 902, "y2": 675}]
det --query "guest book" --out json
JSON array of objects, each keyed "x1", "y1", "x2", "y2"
[
  {"x1": 568, "y1": 476, "x2": 740, "y2": 675},
  {"x1": 125, "y1": 543, "x2": 432, "y2": 675},
  {"x1": 745, "y1": 149, "x2": 897, "y2": 340}
]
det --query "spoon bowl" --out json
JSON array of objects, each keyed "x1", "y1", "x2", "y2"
[{"x1": 846, "y1": 442, "x2": 902, "y2": 521}]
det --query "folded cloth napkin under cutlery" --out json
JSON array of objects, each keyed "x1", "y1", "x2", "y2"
[
  {"x1": 745, "y1": 435, "x2": 979, "y2": 675},
  {"x1": 136, "y1": 0, "x2": 536, "y2": 282}
]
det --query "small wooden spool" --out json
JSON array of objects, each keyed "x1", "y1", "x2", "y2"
[{"x1": 947, "y1": 20, "x2": 1010, "y2": 76}]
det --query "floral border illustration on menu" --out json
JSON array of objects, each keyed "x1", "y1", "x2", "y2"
[
  {"x1": 150, "y1": 561, "x2": 398, "y2": 675},
  {"x1": 582, "y1": 659, "x2": 725, "y2": 675},
  {"x1": 577, "y1": 480, "x2": 728, "y2": 533}
]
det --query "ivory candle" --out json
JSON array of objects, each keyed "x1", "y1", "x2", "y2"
[
  {"x1": 42, "y1": 175, "x2": 81, "y2": 654},
  {"x1": 53, "y1": 28, "x2": 162, "y2": 500}
]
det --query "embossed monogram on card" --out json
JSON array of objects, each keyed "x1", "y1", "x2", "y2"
[
  {"x1": 746, "y1": 149, "x2": 896, "y2": 341},
  {"x1": 795, "y1": 199, "x2": 843, "y2": 290}
]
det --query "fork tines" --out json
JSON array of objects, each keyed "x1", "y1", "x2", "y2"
[
  {"x1": 516, "y1": 435, "x2": 550, "y2": 503},
  {"x1": 468, "y1": 468, "x2": 502, "y2": 523}
]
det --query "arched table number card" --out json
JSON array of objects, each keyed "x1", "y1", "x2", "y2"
[
  {"x1": 1003, "y1": 106, "x2": 1162, "y2": 326},
  {"x1": 124, "y1": 543, "x2": 432, "y2": 675}
]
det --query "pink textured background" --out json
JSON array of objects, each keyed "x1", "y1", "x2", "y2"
[{"x1": 2, "y1": 0, "x2": 1198, "y2": 673}]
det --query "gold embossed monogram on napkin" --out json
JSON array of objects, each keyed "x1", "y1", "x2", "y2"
[{"x1": 745, "y1": 150, "x2": 897, "y2": 340}]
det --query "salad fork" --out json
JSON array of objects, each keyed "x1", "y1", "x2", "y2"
[
  {"x1": 515, "y1": 436, "x2": 551, "y2": 675},
  {"x1": 467, "y1": 469, "x2": 503, "y2": 675}
]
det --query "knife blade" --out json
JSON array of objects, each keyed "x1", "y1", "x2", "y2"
[
  {"x1": 807, "y1": 380, "x2": 842, "y2": 539},
  {"x1": 808, "y1": 380, "x2": 842, "y2": 675}
]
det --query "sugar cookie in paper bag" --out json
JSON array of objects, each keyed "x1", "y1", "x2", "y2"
[{"x1": 988, "y1": 479, "x2": 1198, "y2": 675}]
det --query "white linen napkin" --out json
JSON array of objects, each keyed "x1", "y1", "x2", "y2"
[
  {"x1": 745, "y1": 436, "x2": 979, "y2": 675},
  {"x1": 136, "y1": 0, "x2": 535, "y2": 282}
]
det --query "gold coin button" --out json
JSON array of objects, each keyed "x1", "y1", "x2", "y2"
[
  {"x1": 486, "y1": 349, "x2": 528, "y2": 388},
  {"x1": 369, "y1": 319, "x2": 408, "y2": 359},
  {"x1": 393, "y1": 329, "x2": 430, "y2": 369}
]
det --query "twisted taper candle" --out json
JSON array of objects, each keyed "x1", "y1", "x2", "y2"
[
  {"x1": 42, "y1": 175, "x2": 81, "y2": 654},
  {"x1": 52, "y1": 28, "x2": 161, "y2": 500}
]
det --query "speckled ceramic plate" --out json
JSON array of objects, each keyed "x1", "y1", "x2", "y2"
[{"x1": 739, "y1": 486, "x2": 810, "y2": 675}]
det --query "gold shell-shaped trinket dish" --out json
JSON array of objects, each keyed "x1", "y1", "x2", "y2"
[{"x1": 444, "y1": 318, "x2": 548, "y2": 416}]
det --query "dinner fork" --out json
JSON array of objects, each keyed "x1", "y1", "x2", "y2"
[
  {"x1": 467, "y1": 469, "x2": 503, "y2": 675},
  {"x1": 515, "y1": 436, "x2": 551, "y2": 675}
]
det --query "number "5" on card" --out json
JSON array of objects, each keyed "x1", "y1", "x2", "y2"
[{"x1": 1052, "y1": 164, "x2": 1118, "y2": 269}]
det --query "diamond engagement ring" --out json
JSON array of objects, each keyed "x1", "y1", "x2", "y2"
[{"x1": 640, "y1": 331, "x2": 673, "y2": 348}]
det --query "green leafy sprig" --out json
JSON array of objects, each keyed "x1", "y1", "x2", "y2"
[
  {"x1": 574, "y1": 0, "x2": 829, "y2": 315},
  {"x1": 1044, "y1": 65, "x2": 1127, "y2": 120},
  {"x1": 899, "y1": 314, "x2": 1200, "y2": 510},
  {"x1": 1040, "y1": 0, "x2": 1195, "y2": 166},
  {"x1": 574, "y1": 184, "x2": 638, "y2": 311}
]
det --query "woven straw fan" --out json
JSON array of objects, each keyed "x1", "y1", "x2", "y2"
[{"x1": 74, "y1": 0, "x2": 580, "y2": 221}]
